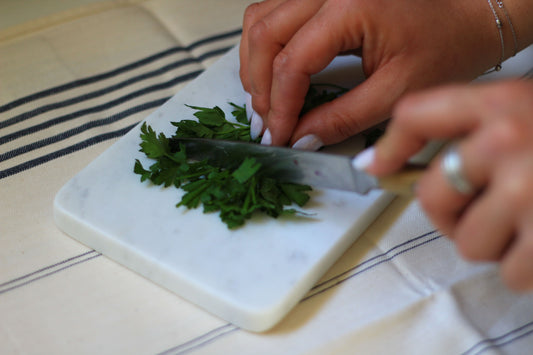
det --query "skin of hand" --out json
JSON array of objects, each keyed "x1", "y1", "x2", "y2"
[
  {"x1": 239, "y1": 0, "x2": 510, "y2": 147},
  {"x1": 366, "y1": 80, "x2": 533, "y2": 291}
]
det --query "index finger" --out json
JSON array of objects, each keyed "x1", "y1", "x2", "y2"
[
  {"x1": 239, "y1": 0, "x2": 286, "y2": 92},
  {"x1": 266, "y1": 1, "x2": 365, "y2": 145},
  {"x1": 367, "y1": 84, "x2": 484, "y2": 175}
]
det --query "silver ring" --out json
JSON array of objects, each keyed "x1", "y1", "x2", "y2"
[{"x1": 441, "y1": 144, "x2": 474, "y2": 195}]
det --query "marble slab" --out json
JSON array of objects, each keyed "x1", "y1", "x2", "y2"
[{"x1": 54, "y1": 46, "x2": 393, "y2": 332}]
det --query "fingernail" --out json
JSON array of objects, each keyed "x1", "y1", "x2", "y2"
[
  {"x1": 245, "y1": 92, "x2": 253, "y2": 122},
  {"x1": 245, "y1": 91, "x2": 264, "y2": 140},
  {"x1": 250, "y1": 111, "x2": 263, "y2": 140},
  {"x1": 261, "y1": 128, "x2": 272, "y2": 145},
  {"x1": 292, "y1": 134, "x2": 324, "y2": 151},
  {"x1": 351, "y1": 147, "x2": 375, "y2": 171}
]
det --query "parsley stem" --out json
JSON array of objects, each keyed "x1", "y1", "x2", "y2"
[{"x1": 242, "y1": 176, "x2": 257, "y2": 214}]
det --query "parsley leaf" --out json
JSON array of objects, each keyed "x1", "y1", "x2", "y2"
[
  {"x1": 133, "y1": 159, "x2": 151, "y2": 182},
  {"x1": 139, "y1": 123, "x2": 169, "y2": 159},
  {"x1": 186, "y1": 104, "x2": 226, "y2": 127},
  {"x1": 232, "y1": 157, "x2": 262, "y2": 184},
  {"x1": 172, "y1": 104, "x2": 255, "y2": 143},
  {"x1": 280, "y1": 183, "x2": 312, "y2": 207},
  {"x1": 230, "y1": 102, "x2": 249, "y2": 124}
]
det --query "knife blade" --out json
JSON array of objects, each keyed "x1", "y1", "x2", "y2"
[{"x1": 175, "y1": 137, "x2": 425, "y2": 195}]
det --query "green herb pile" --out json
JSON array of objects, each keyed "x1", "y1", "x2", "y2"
[
  {"x1": 134, "y1": 84, "x2": 363, "y2": 229},
  {"x1": 134, "y1": 104, "x2": 311, "y2": 229}
]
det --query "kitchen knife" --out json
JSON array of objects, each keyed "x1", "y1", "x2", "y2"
[{"x1": 175, "y1": 137, "x2": 425, "y2": 195}]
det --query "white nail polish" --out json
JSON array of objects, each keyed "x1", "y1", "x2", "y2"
[
  {"x1": 352, "y1": 147, "x2": 375, "y2": 171},
  {"x1": 292, "y1": 134, "x2": 324, "y2": 151},
  {"x1": 245, "y1": 92, "x2": 253, "y2": 122},
  {"x1": 261, "y1": 128, "x2": 272, "y2": 145},
  {"x1": 250, "y1": 111, "x2": 263, "y2": 140}
]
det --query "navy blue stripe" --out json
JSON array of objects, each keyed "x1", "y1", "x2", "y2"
[
  {"x1": 0, "y1": 97, "x2": 169, "y2": 163},
  {"x1": 0, "y1": 28, "x2": 241, "y2": 114},
  {"x1": 309, "y1": 230, "x2": 440, "y2": 292},
  {"x1": 0, "y1": 123, "x2": 136, "y2": 179},
  {"x1": 0, "y1": 250, "x2": 98, "y2": 289},
  {"x1": 0, "y1": 70, "x2": 202, "y2": 146},
  {"x1": 462, "y1": 321, "x2": 533, "y2": 355},
  {"x1": 157, "y1": 324, "x2": 239, "y2": 355},
  {"x1": 0, "y1": 253, "x2": 102, "y2": 296},
  {"x1": 303, "y1": 232, "x2": 443, "y2": 301},
  {"x1": 0, "y1": 46, "x2": 230, "y2": 130}
]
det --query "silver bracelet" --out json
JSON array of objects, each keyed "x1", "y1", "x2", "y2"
[
  {"x1": 496, "y1": 0, "x2": 519, "y2": 57},
  {"x1": 486, "y1": 0, "x2": 505, "y2": 72}
]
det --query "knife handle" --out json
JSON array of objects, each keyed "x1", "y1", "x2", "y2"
[{"x1": 376, "y1": 163, "x2": 426, "y2": 195}]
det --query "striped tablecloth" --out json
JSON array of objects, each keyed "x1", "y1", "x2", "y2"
[{"x1": 2, "y1": 1, "x2": 533, "y2": 354}]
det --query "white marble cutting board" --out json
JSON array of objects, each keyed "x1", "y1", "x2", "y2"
[{"x1": 53, "y1": 45, "x2": 394, "y2": 332}]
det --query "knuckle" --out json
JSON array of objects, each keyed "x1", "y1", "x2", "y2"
[
  {"x1": 328, "y1": 109, "x2": 364, "y2": 141},
  {"x1": 496, "y1": 81, "x2": 533, "y2": 102},
  {"x1": 501, "y1": 253, "x2": 533, "y2": 292},
  {"x1": 252, "y1": 95, "x2": 270, "y2": 118},
  {"x1": 487, "y1": 82, "x2": 516, "y2": 102},
  {"x1": 489, "y1": 120, "x2": 528, "y2": 152},
  {"x1": 392, "y1": 94, "x2": 416, "y2": 119},
  {"x1": 484, "y1": 81, "x2": 529, "y2": 107},
  {"x1": 415, "y1": 174, "x2": 455, "y2": 239},
  {"x1": 248, "y1": 19, "x2": 272, "y2": 45},
  {"x1": 501, "y1": 274, "x2": 526, "y2": 292},
  {"x1": 417, "y1": 195, "x2": 440, "y2": 227},
  {"x1": 499, "y1": 173, "x2": 531, "y2": 210},
  {"x1": 390, "y1": 97, "x2": 420, "y2": 131},
  {"x1": 500, "y1": 272, "x2": 525, "y2": 291},
  {"x1": 272, "y1": 51, "x2": 292, "y2": 77},
  {"x1": 452, "y1": 223, "x2": 495, "y2": 261},
  {"x1": 243, "y1": 2, "x2": 264, "y2": 25},
  {"x1": 455, "y1": 236, "x2": 483, "y2": 261},
  {"x1": 416, "y1": 176, "x2": 440, "y2": 217}
]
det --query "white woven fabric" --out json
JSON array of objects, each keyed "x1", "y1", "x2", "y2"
[{"x1": 1, "y1": 1, "x2": 533, "y2": 354}]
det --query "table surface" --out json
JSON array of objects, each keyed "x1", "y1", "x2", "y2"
[{"x1": 1, "y1": 1, "x2": 533, "y2": 354}]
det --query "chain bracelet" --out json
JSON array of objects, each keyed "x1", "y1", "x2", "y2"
[
  {"x1": 496, "y1": 0, "x2": 519, "y2": 57},
  {"x1": 486, "y1": 0, "x2": 505, "y2": 72}
]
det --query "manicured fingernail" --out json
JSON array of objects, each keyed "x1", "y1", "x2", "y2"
[
  {"x1": 261, "y1": 128, "x2": 272, "y2": 145},
  {"x1": 352, "y1": 147, "x2": 375, "y2": 171},
  {"x1": 245, "y1": 91, "x2": 264, "y2": 140},
  {"x1": 250, "y1": 111, "x2": 263, "y2": 140},
  {"x1": 292, "y1": 134, "x2": 324, "y2": 151},
  {"x1": 245, "y1": 92, "x2": 253, "y2": 122}
]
